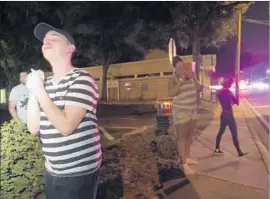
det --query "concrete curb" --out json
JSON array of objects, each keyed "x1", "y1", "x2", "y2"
[
  {"x1": 98, "y1": 126, "x2": 115, "y2": 141},
  {"x1": 102, "y1": 125, "x2": 156, "y2": 149},
  {"x1": 101, "y1": 126, "x2": 137, "y2": 130},
  {"x1": 241, "y1": 100, "x2": 269, "y2": 175},
  {"x1": 122, "y1": 125, "x2": 156, "y2": 138}
]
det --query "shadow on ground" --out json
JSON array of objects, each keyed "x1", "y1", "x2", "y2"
[{"x1": 196, "y1": 107, "x2": 215, "y2": 132}]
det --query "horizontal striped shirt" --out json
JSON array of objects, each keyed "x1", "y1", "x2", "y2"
[
  {"x1": 172, "y1": 79, "x2": 197, "y2": 111},
  {"x1": 39, "y1": 68, "x2": 102, "y2": 177}
]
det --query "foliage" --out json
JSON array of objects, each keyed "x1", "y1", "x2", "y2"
[
  {"x1": 0, "y1": 2, "x2": 51, "y2": 88},
  {"x1": 151, "y1": 2, "x2": 252, "y2": 48},
  {"x1": 0, "y1": 120, "x2": 45, "y2": 199},
  {"x1": 68, "y1": 2, "x2": 144, "y2": 99},
  {"x1": 0, "y1": 2, "x2": 145, "y2": 97},
  {"x1": 0, "y1": 2, "x2": 253, "y2": 90},
  {"x1": 129, "y1": 2, "x2": 252, "y2": 78}
]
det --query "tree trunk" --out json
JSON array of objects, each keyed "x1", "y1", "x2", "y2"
[
  {"x1": 101, "y1": 65, "x2": 109, "y2": 100},
  {"x1": 192, "y1": 33, "x2": 201, "y2": 104}
]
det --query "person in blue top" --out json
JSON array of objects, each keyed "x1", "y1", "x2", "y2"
[{"x1": 215, "y1": 77, "x2": 248, "y2": 157}]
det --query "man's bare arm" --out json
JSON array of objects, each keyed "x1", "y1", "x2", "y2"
[
  {"x1": 37, "y1": 91, "x2": 87, "y2": 136},
  {"x1": 26, "y1": 96, "x2": 40, "y2": 135},
  {"x1": 8, "y1": 100, "x2": 19, "y2": 120}
]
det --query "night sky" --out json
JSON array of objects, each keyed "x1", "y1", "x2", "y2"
[
  {"x1": 242, "y1": 1, "x2": 269, "y2": 52},
  {"x1": 216, "y1": 1, "x2": 269, "y2": 76}
]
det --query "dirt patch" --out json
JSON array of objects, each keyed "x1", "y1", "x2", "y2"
[{"x1": 98, "y1": 129, "x2": 180, "y2": 199}]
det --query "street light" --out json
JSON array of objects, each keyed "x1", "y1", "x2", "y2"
[{"x1": 235, "y1": 9, "x2": 242, "y2": 105}]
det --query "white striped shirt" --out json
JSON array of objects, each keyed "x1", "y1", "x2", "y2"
[
  {"x1": 39, "y1": 68, "x2": 102, "y2": 177},
  {"x1": 172, "y1": 79, "x2": 197, "y2": 111}
]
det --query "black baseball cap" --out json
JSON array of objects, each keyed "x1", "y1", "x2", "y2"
[{"x1": 34, "y1": 22, "x2": 76, "y2": 47}]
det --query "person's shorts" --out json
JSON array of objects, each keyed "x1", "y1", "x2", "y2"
[{"x1": 172, "y1": 108, "x2": 197, "y2": 125}]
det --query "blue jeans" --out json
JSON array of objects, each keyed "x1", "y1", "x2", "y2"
[
  {"x1": 44, "y1": 169, "x2": 100, "y2": 199},
  {"x1": 215, "y1": 112, "x2": 242, "y2": 153}
]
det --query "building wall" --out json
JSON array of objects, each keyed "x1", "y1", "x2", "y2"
[{"x1": 45, "y1": 54, "x2": 216, "y2": 101}]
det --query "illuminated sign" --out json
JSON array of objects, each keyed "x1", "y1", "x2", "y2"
[{"x1": 156, "y1": 97, "x2": 173, "y2": 116}]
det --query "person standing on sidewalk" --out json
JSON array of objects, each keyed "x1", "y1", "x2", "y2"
[
  {"x1": 168, "y1": 56, "x2": 202, "y2": 175},
  {"x1": 214, "y1": 77, "x2": 247, "y2": 157},
  {"x1": 8, "y1": 71, "x2": 29, "y2": 124},
  {"x1": 26, "y1": 22, "x2": 101, "y2": 199}
]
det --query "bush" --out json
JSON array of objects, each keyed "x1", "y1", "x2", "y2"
[{"x1": 0, "y1": 120, "x2": 45, "y2": 199}]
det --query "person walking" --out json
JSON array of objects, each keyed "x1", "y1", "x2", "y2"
[
  {"x1": 168, "y1": 56, "x2": 202, "y2": 175},
  {"x1": 214, "y1": 77, "x2": 248, "y2": 157},
  {"x1": 26, "y1": 22, "x2": 101, "y2": 199}
]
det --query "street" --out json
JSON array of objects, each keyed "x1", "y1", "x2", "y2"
[{"x1": 242, "y1": 89, "x2": 270, "y2": 129}]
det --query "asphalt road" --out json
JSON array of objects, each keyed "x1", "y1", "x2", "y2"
[{"x1": 242, "y1": 89, "x2": 269, "y2": 130}]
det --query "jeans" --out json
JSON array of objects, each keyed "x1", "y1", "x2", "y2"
[
  {"x1": 215, "y1": 112, "x2": 242, "y2": 153},
  {"x1": 45, "y1": 169, "x2": 100, "y2": 199}
]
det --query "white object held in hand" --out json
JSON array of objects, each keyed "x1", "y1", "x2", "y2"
[{"x1": 26, "y1": 69, "x2": 45, "y2": 97}]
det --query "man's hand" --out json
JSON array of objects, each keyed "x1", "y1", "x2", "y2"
[{"x1": 27, "y1": 69, "x2": 45, "y2": 98}]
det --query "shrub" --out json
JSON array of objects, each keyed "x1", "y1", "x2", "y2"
[{"x1": 0, "y1": 120, "x2": 45, "y2": 199}]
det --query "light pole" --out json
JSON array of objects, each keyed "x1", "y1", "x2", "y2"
[
  {"x1": 267, "y1": 69, "x2": 270, "y2": 89},
  {"x1": 235, "y1": 9, "x2": 242, "y2": 105}
]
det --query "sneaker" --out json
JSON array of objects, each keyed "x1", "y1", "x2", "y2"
[
  {"x1": 214, "y1": 148, "x2": 224, "y2": 155},
  {"x1": 186, "y1": 158, "x2": 198, "y2": 165},
  {"x1": 182, "y1": 164, "x2": 195, "y2": 175},
  {"x1": 239, "y1": 152, "x2": 248, "y2": 157}
]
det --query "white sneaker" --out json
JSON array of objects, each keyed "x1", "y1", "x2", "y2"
[
  {"x1": 182, "y1": 164, "x2": 195, "y2": 175},
  {"x1": 186, "y1": 158, "x2": 198, "y2": 165}
]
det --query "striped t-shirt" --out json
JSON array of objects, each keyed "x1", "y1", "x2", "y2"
[
  {"x1": 172, "y1": 79, "x2": 197, "y2": 111},
  {"x1": 39, "y1": 68, "x2": 102, "y2": 177}
]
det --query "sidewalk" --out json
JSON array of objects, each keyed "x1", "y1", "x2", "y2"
[{"x1": 189, "y1": 101, "x2": 269, "y2": 199}]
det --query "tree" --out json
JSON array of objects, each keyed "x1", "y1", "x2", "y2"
[
  {"x1": 173, "y1": 2, "x2": 252, "y2": 78},
  {"x1": 129, "y1": 2, "x2": 252, "y2": 79},
  {"x1": 0, "y1": 2, "x2": 51, "y2": 89},
  {"x1": 67, "y1": 2, "x2": 144, "y2": 99}
]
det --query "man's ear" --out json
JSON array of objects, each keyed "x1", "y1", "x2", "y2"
[{"x1": 68, "y1": 44, "x2": 76, "y2": 54}]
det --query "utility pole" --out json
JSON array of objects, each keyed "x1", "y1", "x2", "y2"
[{"x1": 235, "y1": 9, "x2": 242, "y2": 105}]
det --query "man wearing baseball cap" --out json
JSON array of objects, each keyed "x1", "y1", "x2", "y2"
[{"x1": 26, "y1": 22, "x2": 101, "y2": 199}]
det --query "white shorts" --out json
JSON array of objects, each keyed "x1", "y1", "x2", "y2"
[{"x1": 172, "y1": 108, "x2": 198, "y2": 125}]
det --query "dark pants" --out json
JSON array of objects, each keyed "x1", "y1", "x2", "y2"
[
  {"x1": 45, "y1": 169, "x2": 100, "y2": 199},
  {"x1": 215, "y1": 112, "x2": 242, "y2": 154}
]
